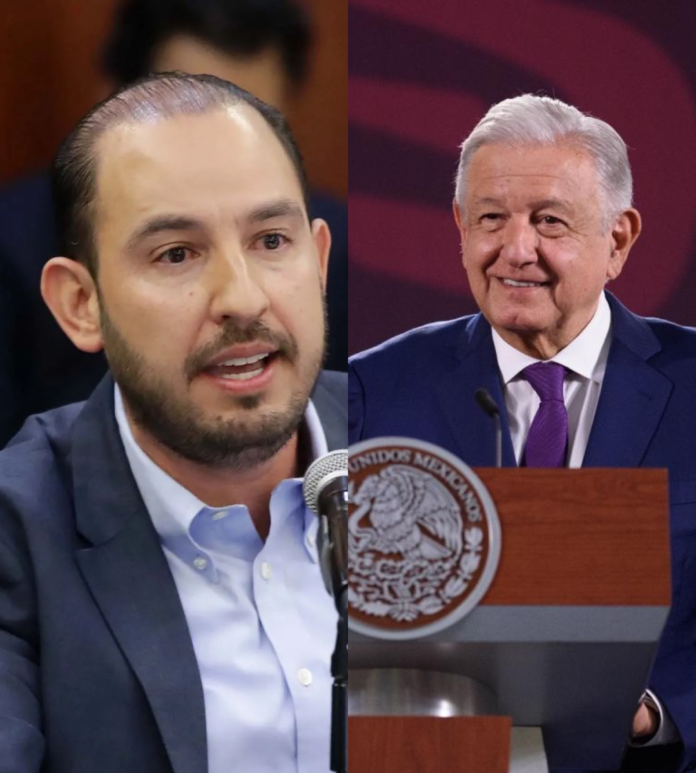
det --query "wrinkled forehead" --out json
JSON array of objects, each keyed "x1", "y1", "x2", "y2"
[
  {"x1": 465, "y1": 141, "x2": 604, "y2": 206},
  {"x1": 91, "y1": 106, "x2": 305, "y2": 234}
]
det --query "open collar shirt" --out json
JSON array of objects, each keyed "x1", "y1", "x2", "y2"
[{"x1": 115, "y1": 385, "x2": 337, "y2": 773}]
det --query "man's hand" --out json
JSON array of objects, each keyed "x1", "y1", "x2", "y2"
[{"x1": 632, "y1": 701, "x2": 659, "y2": 740}]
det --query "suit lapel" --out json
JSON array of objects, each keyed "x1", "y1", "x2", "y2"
[
  {"x1": 434, "y1": 296, "x2": 673, "y2": 469},
  {"x1": 72, "y1": 378, "x2": 208, "y2": 773},
  {"x1": 435, "y1": 314, "x2": 516, "y2": 468},
  {"x1": 311, "y1": 372, "x2": 348, "y2": 451},
  {"x1": 583, "y1": 294, "x2": 673, "y2": 467}
]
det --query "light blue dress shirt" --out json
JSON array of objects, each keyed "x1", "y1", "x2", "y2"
[{"x1": 114, "y1": 386, "x2": 338, "y2": 773}]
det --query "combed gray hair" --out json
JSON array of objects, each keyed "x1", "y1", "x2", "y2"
[{"x1": 454, "y1": 94, "x2": 633, "y2": 230}]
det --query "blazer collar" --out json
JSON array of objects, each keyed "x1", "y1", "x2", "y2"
[
  {"x1": 72, "y1": 375, "x2": 208, "y2": 773},
  {"x1": 311, "y1": 372, "x2": 348, "y2": 451},
  {"x1": 582, "y1": 292, "x2": 673, "y2": 466},
  {"x1": 435, "y1": 313, "x2": 517, "y2": 468},
  {"x1": 439, "y1": 292, "x2": 672, "y2": 469}
]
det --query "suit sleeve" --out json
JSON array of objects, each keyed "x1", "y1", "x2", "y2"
[
  {"x1": 0, "y1": 528, "x2": 44, "y2": 771},
  {"x1": 644, "y1": 641, "x2": 696, "y2": 771},
  {"x1": 348, "y1": 362, "x2": 365, "y2": 444}
]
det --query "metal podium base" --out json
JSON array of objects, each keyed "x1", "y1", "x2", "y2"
[{"x1": 349, "y1": 667, "x2": 498, "y2": 716}]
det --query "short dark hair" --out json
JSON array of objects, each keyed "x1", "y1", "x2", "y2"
[
  {"x1": 52, "y1": 72, "x2": 310, "y2": 275},
  {"x1": 102, "y1": 0, "x2": 312, "y2": 89}
]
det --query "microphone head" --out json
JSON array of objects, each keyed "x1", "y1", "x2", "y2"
[
  {"x1": 475, "y1": 388, "x2": 500, "y2": 418},
  {"x1": 302, "y1": 449, "x2": 348, "y2": 513}
]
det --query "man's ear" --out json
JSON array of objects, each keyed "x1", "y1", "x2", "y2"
[
  {"x1": 41, "y1": 257, "x2": 104, "y2": 353},
  {"x1": 311, "y1": 218, "x2": 331, "y2": 292},
  {"x1": 607, "y1": 208, "x2": 642, "y2": 282}
]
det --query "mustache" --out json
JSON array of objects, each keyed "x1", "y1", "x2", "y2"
[{"x1": 185, "y1": 320, "x2": 298, "y2": 382}]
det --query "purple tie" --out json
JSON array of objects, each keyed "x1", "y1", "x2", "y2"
[{"x1": 521, "y1": 362, "x2": 568, "y2": 468}]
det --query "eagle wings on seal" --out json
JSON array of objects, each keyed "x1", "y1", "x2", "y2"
[{"x1": 350, "y1": 465, "x2": 463, "y2": 560}]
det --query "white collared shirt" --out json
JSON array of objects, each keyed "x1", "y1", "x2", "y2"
[
  {"x1": 492, "y1": 293, "x2": 612, "y2": 468},
  {"x1": 114, "y1": 386, "x2": 337, "y2": 773}
]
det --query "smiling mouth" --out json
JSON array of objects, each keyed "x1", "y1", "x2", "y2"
[
  {"x1": 205, "y1": 352, "x2": 278, "y2": 381},
  {"x1": 499, "y1": 278, "x2": 548, "y2": 288}
]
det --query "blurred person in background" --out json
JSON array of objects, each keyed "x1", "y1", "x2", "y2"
[{"x1": 0, "y1": 0, "x2": 347, "y2": 448}]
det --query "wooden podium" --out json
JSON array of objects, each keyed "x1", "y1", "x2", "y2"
[
  {"x1": 349, "y1": 468, "x2": 671, "y2": 771},
  {"x1": 350, "y1": 716, "x2": 512, "y2": 772}
]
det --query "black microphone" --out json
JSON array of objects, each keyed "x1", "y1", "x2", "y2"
[
  {"x1": 302, "y1": 450, "x2": 348, "y2": 597},
  {"x1": 303, "y1": 450, "x2": 349, "y2": 773},
  {"x1": 475, "y1": 388, "x2": 502, "y2": 468}
]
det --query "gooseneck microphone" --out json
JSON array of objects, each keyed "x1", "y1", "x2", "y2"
[
  {"x1": 475, "y1": 388, "x2": 503, "y2": 468},
  {"x1": 303, "y1": 450, "x2": 348, "y2": 596},
  {"x1": 302, "y1": 450, "x2": 348, "y2": 773}
]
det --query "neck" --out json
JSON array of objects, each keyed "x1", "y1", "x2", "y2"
[
  {"x1": 125, "y1": 408, "x2": 298, "y2": 541},
  {"x1": 498, "y1": 330, "x2": 565, "y2": 360},
  {"x1": 495, "y1": 306, "x2": 601, "y2": 360}
]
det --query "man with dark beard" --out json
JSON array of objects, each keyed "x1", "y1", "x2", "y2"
[{"x1": 0, "y1": 72, "x2": 346, "y2": 773}]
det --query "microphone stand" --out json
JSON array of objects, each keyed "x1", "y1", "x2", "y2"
[
  {"x1": 330, "y1": 574, "x2": 348, "y2": 773},
  {"x1": 475, "y1": 388, "x2": 502, "y2": 468},
  {"x1": 317, "y1": 480, "x2": 349, "y2": 773}
]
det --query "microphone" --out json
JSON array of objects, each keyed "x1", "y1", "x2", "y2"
[
  {"x1": 303, "y1": 450, "x2": 348, "y2": 598},
  {"x1": 303, "y1": 450, "x2": 349, "y2": 773},
  {"x1": 475, "y1": 388, "x2": 502, "y2": 468}
]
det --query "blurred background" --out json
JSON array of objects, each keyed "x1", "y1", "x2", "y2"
[
  {"x1": 0, "y1": 0, "x2": 346, "y2": 196},
  {"x1": 349, "y1": 0, "x2": 696, "y2": 354},
  {"x1": 0, "y1": 0, "x2": 347, "y2": 446}
]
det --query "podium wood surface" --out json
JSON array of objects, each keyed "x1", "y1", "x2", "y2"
[
  {"x1": 476, "y1": 468, "x2": 670, "y2": 606},
  {"x1": 349, "y1": 716, "x2": 511, "y2": 773},
  {"x1": 349, "y1": 468, "x2": 671, "y2": 769}
]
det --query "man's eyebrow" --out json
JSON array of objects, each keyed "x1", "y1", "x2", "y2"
[
  {"x1": 530, "y1": 198, "x2": 574, "y2": 214},
  {"x1": 245, "y1": 199, "x2": 306, "y2": 224},
  {"x1": 470, "y1": 197, "x2": 574, "y2": 213},
  {"x1": 126, "y1": 215, "x2": 205, "y2": 250},
  {"x1": 471, "y1": 197, "x2": 504, "y2": 209}
]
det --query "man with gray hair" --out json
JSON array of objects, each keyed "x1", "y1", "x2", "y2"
[
  {"x1": 350, "y1": 94, "x2": 696, "y2": 771},
  {"x1": 0, "y1": 72, "x2": 346, "y2": 772}
]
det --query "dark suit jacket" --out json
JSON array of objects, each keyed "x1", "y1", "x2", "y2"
[
  {"x1": 0, "y1": 172, "x2": 348, "y2": 447},
  {"x1": 0, "y1": 370, "x2": 347, "y2": 773},
  {"x1": 349, "y1": 293, "x2": 696, "y2": 773}
]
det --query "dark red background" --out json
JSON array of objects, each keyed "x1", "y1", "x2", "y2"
[{"x1": 349, "y1": 0, "x2": 696, "y2": 354}]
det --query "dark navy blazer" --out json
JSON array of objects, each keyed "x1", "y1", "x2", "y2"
[
  {"x1": 0, "y1": 172, "x2": 348, "y2": 447},
  {"x1": 0, "y1": 370, "x2": 347, "y2": 773},
  {"x1": 350, "y1": 293, "x2": 696, "y2": 773}
]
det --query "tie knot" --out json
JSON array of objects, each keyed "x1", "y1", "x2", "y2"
[{"x1": 522, "y1": 361, "x2": 566, "y2": 402}]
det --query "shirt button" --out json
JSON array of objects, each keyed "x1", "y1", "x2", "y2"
[
  {"x1": 298, "y1": 668, "x2": 313, "y2": 686},
  {"x1": 260, "y1": 562, "x2": 272, "y2": 580},
  {"x1": 193, "y1": 556, "x2": 208, "y2": 570}
]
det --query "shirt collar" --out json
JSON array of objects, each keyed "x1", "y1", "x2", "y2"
[
  {"x1": 114, "y1": 385, "x2": 328, "y2": 571},
  {"x1": 492, "y1": 292, "x2": 612, "y2": 384},
  {"x1": 304, "y1": 398, "x2": 329, "y2": 462}
]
